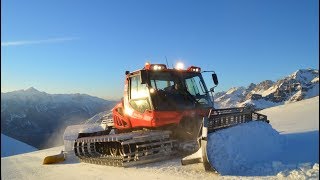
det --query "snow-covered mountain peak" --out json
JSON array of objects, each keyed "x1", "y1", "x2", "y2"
[
  {"x1": 256, "y1": 80, "x2": 274, "y2": 90},
  {"x1": 226, "y1": 87, "x2": 246, "y2": 95},
  {"x1": 3, "y1": 87, "x2": 47, "y2": 98},
  {"x1": 311, "y1": 77, "x2": 319, "y2": 83},
  {"x1": 25, "y1": 87, "x2": 40, "y2": 93},
  {"x1": 22, "y1": 87, "x2": 48, "y2": 97},
  {"x1": 247, "y1": 83, "x2": 257, "y2": 91},
  {"x1": 289, "y1": 69, "x2": 319, "y2": 85},
  {"x1": 214, "y1": 68, "x2": 319, "y2": 109}
]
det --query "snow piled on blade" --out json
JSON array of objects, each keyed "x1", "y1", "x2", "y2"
[{"x1": 207, "y1": 121, "x2": 284, "y2": 176}]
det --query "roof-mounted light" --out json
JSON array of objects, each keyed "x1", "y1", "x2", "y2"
[
  {"x1": 144, "y1": 63, "x2": 167, "y2": 70},
  {"x1": 187, "y1": 66, "x2": 201, "y2": 73},
  {"x1": 145, "y1": 62, "x2": 151, "y2": 70},
  {"x1": 175, "y1": 62, "x2": 184, "y2": 70}
]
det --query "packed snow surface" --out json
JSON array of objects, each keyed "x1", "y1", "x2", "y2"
[
  {"x1": 206, "y1": 97, "x2": 319, "y2": 178},
  {"x1": 1, "y1": 97, "x2": 319, "y2": 179},
  {"x1": 261, "y1": 96, "x2": 319, "y2": 134},
  {"x1": 1, "y1": 134, "x2": 38, "y2": 157}
]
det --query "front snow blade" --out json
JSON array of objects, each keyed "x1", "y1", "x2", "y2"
[
  {"x1": 181, "y1": 107, "x2": 269, "y2": 173},
  {"x1": 43, "y1": 151, "x2": 65, "y2": 164},
  {"x1": 181, "y1": 117, "x2": 217, "y2": 172},
  {"x1": 200, "y1": 117, "x2": 216, "y2": 172},
  {"x1": 206, "y1": 107, "x2": 268, "y2": 133}
]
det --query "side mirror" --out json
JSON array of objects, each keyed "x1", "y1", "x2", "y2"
[
  {"x1": 140, "y1": 70, "x2": 147, "y2": 84},
  {"x1": 212, "y1": 73, "x2": 218, "y2": 85}
]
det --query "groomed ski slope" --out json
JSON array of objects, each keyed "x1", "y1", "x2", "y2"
[
  {"x1": 1, "y1": 134, "x2": 38, "y2": 157},
  {"x1": 1, "y1": 96, "x2": 319, "y2": 179}
]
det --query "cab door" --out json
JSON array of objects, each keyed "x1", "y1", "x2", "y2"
[{"x1": 127, "y1": 74, "x2": 154, "y2": 127}]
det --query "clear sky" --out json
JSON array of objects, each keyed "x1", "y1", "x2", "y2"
[{"x1": 1, "y1": 0, "x2": 319, "y2": 100}]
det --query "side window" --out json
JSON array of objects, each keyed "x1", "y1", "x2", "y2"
[
  {"x1": 129, "y1": 75, "x2": 150, "y2": 113},
  {"x1": 130, "y1": 76, "x2": 148, "y2": 99},
  {"x1": 185, "y1": 76, "x2": 204, "y2": 96}
]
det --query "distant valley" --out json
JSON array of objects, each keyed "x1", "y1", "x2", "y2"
[{"x1": 1, "y1": 88, "x2": 117, "y2": 149}]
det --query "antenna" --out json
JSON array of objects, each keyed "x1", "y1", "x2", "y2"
[{"x1": 165, "y1": 56, "x2": 169, "y2": 68}]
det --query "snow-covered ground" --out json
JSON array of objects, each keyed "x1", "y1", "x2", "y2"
[
  {"x1": 261, "y1": 96, "x2": 319, "y2": 134},
  {"x1": 1, "y1": 134, "x2": 38, "y2": 157},
  {"x1": 1, "y1": 96, "x2": 319, "y2": 179}
]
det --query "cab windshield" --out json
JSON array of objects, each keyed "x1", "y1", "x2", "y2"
[{"x1": 148, "y1": 71, "x2": 213, "y2": 110}]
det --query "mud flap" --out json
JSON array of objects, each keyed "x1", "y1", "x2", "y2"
[{"x1": 43, "y1": 151, "x2": 65, "y2": 164}]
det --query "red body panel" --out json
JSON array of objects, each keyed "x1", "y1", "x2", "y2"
[{"x1": 112, "y1": 101, "x2": 210, "y2": 130}]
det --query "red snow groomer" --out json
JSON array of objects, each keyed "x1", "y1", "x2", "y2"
[{"x1": 63, "y1": 62, "x2": 269, "y2": 172}]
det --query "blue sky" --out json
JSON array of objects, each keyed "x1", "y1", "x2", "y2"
[{"x1": 1, "y1": 0, "x2": 319, "y2": 100}]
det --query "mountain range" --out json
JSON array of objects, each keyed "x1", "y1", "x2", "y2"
[
  {"x1": 214, "y1": 68, "x2": 319, "y2": 109},
  {"x1": 1, "y1": 88, "x2": 117, "y2": 149}
]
